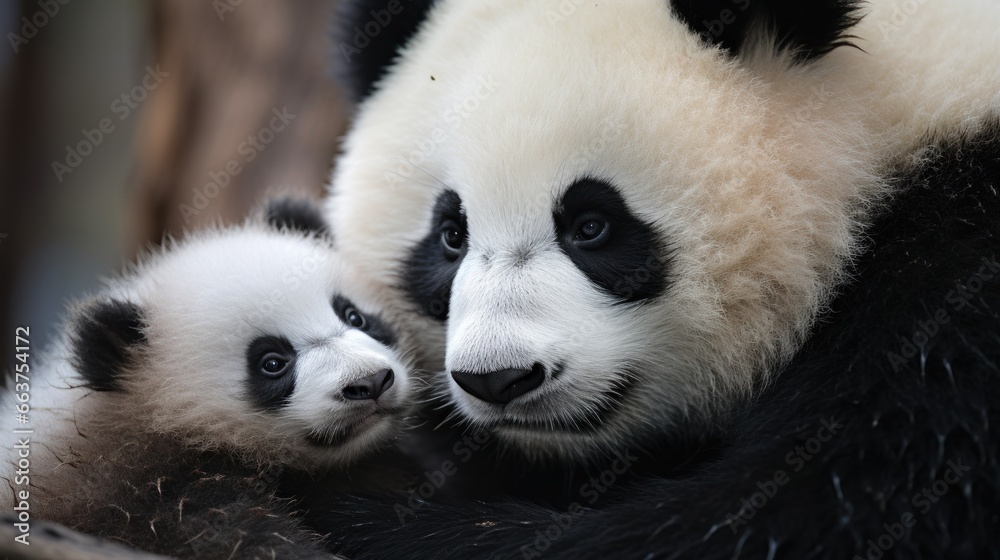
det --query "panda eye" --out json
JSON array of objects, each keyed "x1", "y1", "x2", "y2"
[
  {"x1": 259, "y1": 353, "x2": 290, "y2": 378},
  {"x1": 344, "y1": 307, "x2": 367, "y2": 329},
  {"x1": 439, "y1": 220, "x2": 465, "y2": 259},
  {"x1": 572, "y1": 213, "x2": 610, "y2": 248}
]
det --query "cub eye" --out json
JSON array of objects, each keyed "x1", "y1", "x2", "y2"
[
  {"x1": 345, "y1": 307, "x2": 367, "y2": 329},
  {"x1": 259, "y1": 353, "x2": 290, "y2": 378},
  {"x1": 572, "y1": 213, "x2": 610, "y2": 248},
  {"x1": 440, "y1": 220, "x2": 465, "y2": 259}
]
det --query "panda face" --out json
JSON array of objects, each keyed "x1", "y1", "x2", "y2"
[
  {"x1": 84, "y1": 227, "x2": 413, "y2": 468},
  {"x1": 238, "y1": 289, "x2": 403, "y2": 456},
  {"x1": 329, "y1": 1, "x2": 894, "y2": 458},
  {"x1": 433, "y1": 178, "x2": 675, "y2": 454}
]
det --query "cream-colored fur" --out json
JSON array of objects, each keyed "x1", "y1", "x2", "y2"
[
  {"x1": 327, "y1": 0, "x2": 1000, "y2": 459},
  {"x1": 1, "y1": 224, "x2": 413, "y2": 506}
]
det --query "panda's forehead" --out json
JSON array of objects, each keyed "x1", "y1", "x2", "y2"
[
  {"x1": 432, "y1": 68, "x2": 719, "y2": 231},
  {"x1": 385, "y1": 0, "x2": 766, "y2": 220},
  {"x1": 446, "y1": 114, "x2": 635, "y2": 244},
  {"x1": 140, "y1": 230, "x2": 345, "y2": 337}
]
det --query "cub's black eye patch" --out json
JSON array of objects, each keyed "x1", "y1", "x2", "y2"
[
  {"x1": 403, "y1": 189, "x2": 466, "y2": 320},
  {"x1": 246, "y1": 336, "x2": 297, "y2": 409},
  {"x1": 333, "y1": 294, "x2": 398, "y2": 347},
  {"x1": 554, "y1": 178, "x2": 671, "y2": 303}
]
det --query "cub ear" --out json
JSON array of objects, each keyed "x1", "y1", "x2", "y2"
[
  {"x1": 334, "y1": 0, "x2": 438, "y2": 103},
  {"x1": 264, "y1": 196, "x2": 330, "y2": 236},
  {"x1": 670, "y1": 0, "x2": 864, "y2": 62},
  {"x1": 69, "y1": 298, "x2": 146, "y2": 392}
]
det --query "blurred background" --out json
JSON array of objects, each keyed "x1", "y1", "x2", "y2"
[{"x1": 0, "y1": 0, "x2": 352, "y2": 372}]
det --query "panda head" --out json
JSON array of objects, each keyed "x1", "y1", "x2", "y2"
[
  {"x1": 330, "y1": 1, "x2": 873, "y2": 459},
  {"x1": 69, "y1": 199, "x2": 413, "y2": 469}
]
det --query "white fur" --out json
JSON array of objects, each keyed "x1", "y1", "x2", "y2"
[
  {"x1": 1, "y1": 223, "x2": 413, "y2": 505},
  {"x1": 327, "y1": 0, "x2": 1000, "y2": 459}
]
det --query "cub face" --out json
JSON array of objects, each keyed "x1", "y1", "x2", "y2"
[{"x1": 72, "y1": 204, "x2": 413, "y2": 468}]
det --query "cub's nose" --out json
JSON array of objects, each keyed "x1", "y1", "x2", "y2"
[
  {"x1": 342, "y1": 369, "x2": 394, "y2": 401},
  {"x1": 451, "y1": 365, "x2": 545, "y2": 404}
]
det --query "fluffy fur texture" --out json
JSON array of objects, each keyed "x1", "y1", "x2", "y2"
[
  {"x1": 315, "y1": 117, "x2": 1000, "y2": 560},
  {"x1": 1, "y1": 208, "x2": 414, "y2": 558},
  {"x1": 315, "y1": 0, "x2": 1000, "y2": 556},
  {"x1": 327, "y1": 0, "x2": 1000, "y2": 460}
]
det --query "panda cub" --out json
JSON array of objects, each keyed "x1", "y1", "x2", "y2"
[{"x1": 1, "y1": 200, "x2": 412, "y2": 559}]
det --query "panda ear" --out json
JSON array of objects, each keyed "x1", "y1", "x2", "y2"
[
  {"x1": 70, "y1": 298, "x2": 147, "y2": 392},
  {"x1": 264, "y1": 196, "x2": 329, "y2": 236},
  {"x1": 670, "y1": 0, "x2": 864, "y2": 62},
  {"x1": 334, "y1": 0, "x2": 438, "y2": 102}
]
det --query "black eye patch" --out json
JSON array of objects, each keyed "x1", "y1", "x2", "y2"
[
  {"x1": 245, "y1": 336, "x2": 297, "y2": 410},
  {"x1": 402, "y1": 189, "x2": 467, "y2": 320},
  {"x1": 333, "y1": 294, "x2": 398, "y2": 347},
  {"x1": 553, "y1": 178, "x2": 670, "y2": 303}
]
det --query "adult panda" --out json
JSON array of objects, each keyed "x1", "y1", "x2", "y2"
[{"x1": 316, "y1": 0, "x2": 1000, "y2": 557}]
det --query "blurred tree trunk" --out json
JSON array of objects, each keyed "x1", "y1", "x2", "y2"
[{"x1": 128, "y1": 0, "x2": 349, "y2": 256}]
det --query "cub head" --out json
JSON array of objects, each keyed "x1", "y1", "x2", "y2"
[
  {"x1": 69, "y1": 199, "x2": 412, "y2": 468},
  {"x1": 330, "y1": 0, "x2": 874, "y2": 459}
]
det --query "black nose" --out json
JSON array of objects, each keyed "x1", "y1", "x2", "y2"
[
  {"x1": 451, "y1": 364, "x2": 545, "y2": 405},
  {"x1": 343, "y1": 369, "x2": 394, "y2": 401}
]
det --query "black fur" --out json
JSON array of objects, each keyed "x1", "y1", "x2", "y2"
[
  {"x1": 554, "y1": 179, "x2": 670, "y2": 304},
  {"x1": 333, "y1": 294, "x2": 399, "y2": 347},
  {"x1": 298, "y1": 123, "x2": 1000, "y2": 558},
  {"x1": 402, "y1": 189, "x2": 466, "y2": 321},
  {"x1": 33, "y1": 435, "x2": 336, "y2": 559},
  {"x1": 670, "y1": 0, "x2": 864, "y2": 61},
  {"x1": 70, "y1": 298, "x2": 146, "y2": 392},
  {"x1": 265, "y1": 197, "x2": 329, "y2": 236},
  {"x1": 334, "y1": 0, "x2": 438, "y2": 102},
  {"x1": 0, "y1": 512, "x2": 171, "y2": 559},
  {"x1": 245, "y1": 335, "x2": 297, "y2": 409}
]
